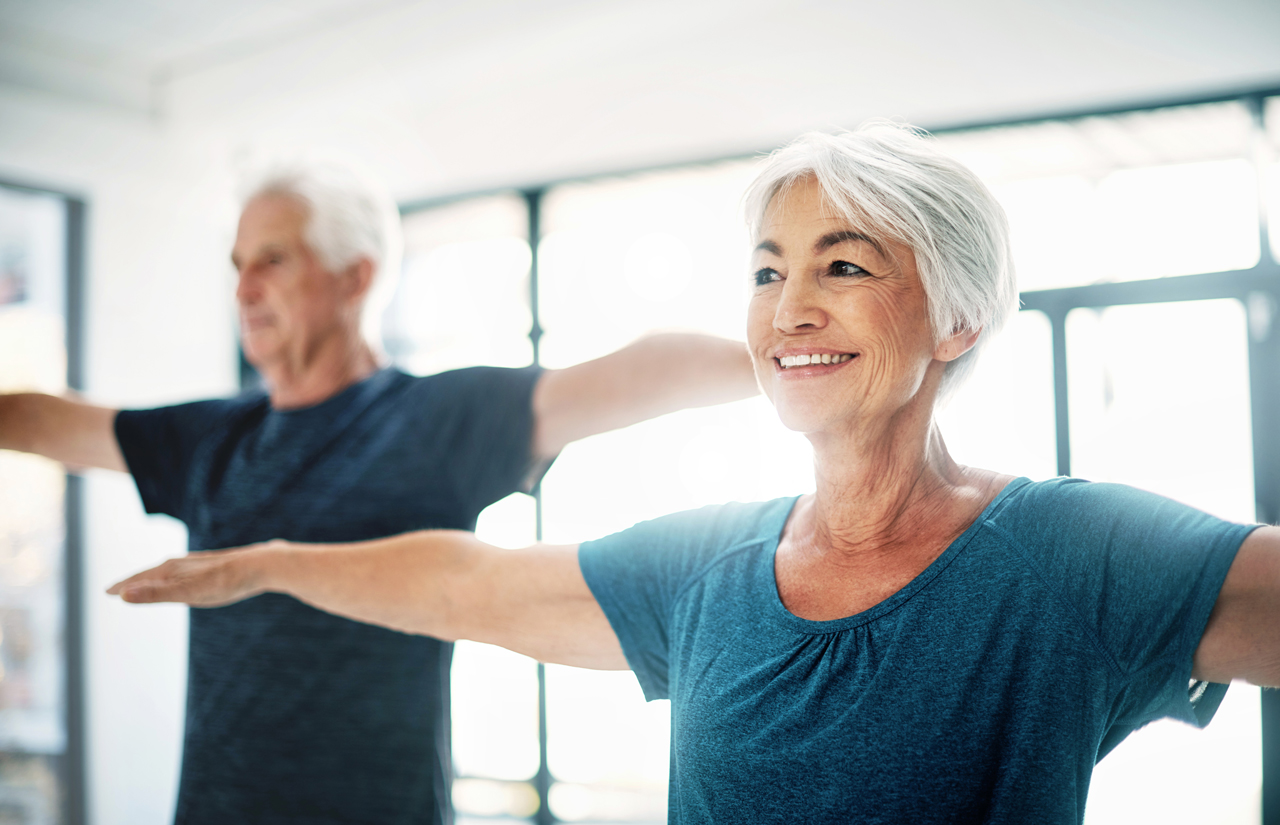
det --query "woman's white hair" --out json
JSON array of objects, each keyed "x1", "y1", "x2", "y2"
[
  {"x1": 242, "y1": 158, "x2": 403, "y2": 347},
  {"x1": 744, "y1": 121, "x2": 1018, "y2": 400}
]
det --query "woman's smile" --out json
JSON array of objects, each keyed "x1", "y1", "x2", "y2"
[{"x1": 773, "y1": 350, "x2": 858, "y2": 375}]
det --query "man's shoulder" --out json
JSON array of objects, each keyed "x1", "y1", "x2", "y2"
[
  {"x1": 116, "y1": 392, "x2": 267, "y2": 442},
  {"x1": 395, "y1": 364, "x2": 543, "y2": 406}
]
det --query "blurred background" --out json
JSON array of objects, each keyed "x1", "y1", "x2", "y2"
[{"x1": 1, "y1": 1, "x2": 1279, "y2": 823}]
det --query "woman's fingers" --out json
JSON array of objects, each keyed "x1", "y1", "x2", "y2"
[{"x1": 106, "y1": 550, "x2": 264, "y2": 607}]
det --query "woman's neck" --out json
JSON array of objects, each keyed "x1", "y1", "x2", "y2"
[{"x1": 805, "y1": 407, "x2": 967, "y2": 549}]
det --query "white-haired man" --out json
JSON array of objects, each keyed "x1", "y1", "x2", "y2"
[{"x1": 0, "y1": 162, "x2": 757, "y2": 824}]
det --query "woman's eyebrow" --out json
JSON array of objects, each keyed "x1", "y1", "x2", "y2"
[
  {"x1": 753, "y1": 239, "x2": 782, "y2": 256},
  {"x1": 814, "y1": 230, "x2": 883, "y2": 255}
]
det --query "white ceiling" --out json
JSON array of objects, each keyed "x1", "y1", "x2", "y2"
[{"x1": 1, "y1": 0, "x2": 1278, "y2": 199}]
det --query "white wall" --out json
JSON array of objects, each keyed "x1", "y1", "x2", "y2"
[{"x1": 0, "y1": 85, "x2": 238, "y2": 824}]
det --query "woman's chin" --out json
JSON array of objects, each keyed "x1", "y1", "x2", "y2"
[{"x1": 771, "y1": 400, "x2": 844, "y2": 436}]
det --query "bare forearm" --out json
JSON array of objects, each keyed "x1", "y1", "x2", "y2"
[
  {"x1": 0, "y1": 392, "x2": 126, "y2": 471},
  {"x1": 533, "y1": 332, "x2": 758, "y2": 456},
  {"x1": 108, "y1": 531, "x2": 625, "y2": 668},
  {"x1": 263, "y1": 531, "x2": 479, "y2": 638},
  {"x1": 0, "y1": 393, "x2": 45, "y2": 453},
  {"x1": 112, "y1": 530, "x2": 480, "y2": 639}
]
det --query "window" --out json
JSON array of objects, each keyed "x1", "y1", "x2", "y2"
[
  {"x1": 0, "y1": 182, "x2": 83, "y2": 825},
  {"x1": 396, "y1": 89, "x2": 1280, "y2": 825}
]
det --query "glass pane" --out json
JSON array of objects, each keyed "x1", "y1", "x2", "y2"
[
  {"x1": 389, "y1": 194, "x2": 533, "y2": 374},
  {"x1": 0, "y1": 185, "x2": 68, "y2": 825},
  {"x1": 939, "y1": 102, "x2": 1254, "y2": 183},
  {"x1": 1066, "y1": 299, "x2": 1258, "y2": 825},
  {"x1": 395, "y1": 195, "x2": 543, "y2": 809},
  {"x1": 545, "y1": 666, "x2": 668, "y2": 823},
  {"x1": 991, "y1": 175, "x2": 1095, "y2": 292},
  {"x1": 937, "y1": 309, "x2": 1057, "y2": 481},
  {"x1": 938, "y1": 102, "x2": 1259, "y2": 290},
  {"x1": 538, "y1": 158, "x2": 760, "y2": 367},
  {"x1": 1067, "y1": 300, "x2": 1254, "y2": 521},
  {"x1": 451, "y1": 497, "x2": 541, "y2": 789},
  {"x1": 539, "y1": 160, "x2": 814, "y2": 824},
  {"x1": 1093, "y1": 159, "x2": 1258, "y2": 280}
]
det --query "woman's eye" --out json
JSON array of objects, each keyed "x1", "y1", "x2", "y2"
[
  {"x1": 831, "y1": 260, "x2": 867, "y2": 277},
  {"x1": 753, "y1": 268, "x2": 780, "y2": 286}
]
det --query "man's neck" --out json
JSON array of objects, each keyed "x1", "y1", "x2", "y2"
[{"x1": 258, "y1": 335, "x2": 382, "y2": 410}]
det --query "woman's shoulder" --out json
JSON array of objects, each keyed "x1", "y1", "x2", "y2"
[
  {"x1": 988, "y1": 475, "x2": 1250, "y2": 550},
  {"x1": 580, "y1": 496, "x2": 798, "y2": 578}
]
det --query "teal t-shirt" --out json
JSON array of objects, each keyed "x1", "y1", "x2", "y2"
[{"x1": 578, "y1": 477, "x2": 1257, "y2": 824}]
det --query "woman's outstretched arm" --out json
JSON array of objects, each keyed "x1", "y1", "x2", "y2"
[
  {"x1": 107, "y1": 532, "x2": 628, "y2": 670},
  {"x1": 1194, "y1": 525, "x2": 1280, "y2": 686}
]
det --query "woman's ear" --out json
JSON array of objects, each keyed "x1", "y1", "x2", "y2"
[{"x1": 934, "y1": 326, "x2": 981, "y2": 363}]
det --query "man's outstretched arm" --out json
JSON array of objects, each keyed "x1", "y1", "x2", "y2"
[
  {"x1": 0, "y1": 393, "x2": 126, "y2": 471},
  {"x1": 107, "y1": 532, "x2": 628, "y2": 670},
  {"x1": 531, "y1": 333, "x2": 757, "y2": 459}
]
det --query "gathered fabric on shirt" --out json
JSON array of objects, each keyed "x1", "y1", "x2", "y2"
[{"x1": 578, "y1": 477, "x2": 1257, "y2": 825}]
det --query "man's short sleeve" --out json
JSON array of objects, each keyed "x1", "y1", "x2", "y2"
[
  {"x1": 114, "y1": 399, "x2": 245, "y2": 521},
  {"x1": 432, "y1": 366, "x2": 544, "y2": 514}
]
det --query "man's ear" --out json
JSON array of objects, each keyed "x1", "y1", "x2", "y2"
[
  {"x1": 934, "y1": 326, "x2": 981, "y2": 363},
  {"x1": 342, "y1": 258, "x2": 376, "y2": 302}
]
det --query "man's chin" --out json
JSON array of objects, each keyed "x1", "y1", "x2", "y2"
[{"x1": 239, "y1": 337, "x2": 280, "y2": 371}]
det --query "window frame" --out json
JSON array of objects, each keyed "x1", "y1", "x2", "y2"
[
  {"x1": 400, "y1": 85, "x2": 1280, "y2": 825},
  {"x1": 0, "y1": 176, "x2": 88, "y2": 825}
]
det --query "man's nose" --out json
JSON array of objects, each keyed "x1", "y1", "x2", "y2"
[{"x1": 235, "y1": 268, "x2": 258, "y2": 304}]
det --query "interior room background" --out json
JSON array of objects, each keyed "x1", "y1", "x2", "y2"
[{"x1": 1, "y1": 1, "x2": 1279, "y2": 823}]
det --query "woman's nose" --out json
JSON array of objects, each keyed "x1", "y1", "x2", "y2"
[{"x1": 773, "y1": 275, "x2": 827, "y2": 333}]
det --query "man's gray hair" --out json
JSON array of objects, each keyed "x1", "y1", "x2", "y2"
[
  {"x1": 242, "y1": 158, "x2": 403, "y2": 346},
  {"x1": 743, "y1": 122, "x2": 1018, "y2": 400}
]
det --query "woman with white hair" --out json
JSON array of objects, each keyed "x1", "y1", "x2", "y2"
[{"x1": 110, "y1": 123, "x2": 1278, "y2": 823}]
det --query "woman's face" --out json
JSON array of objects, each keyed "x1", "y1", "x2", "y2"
[{"x1": 747, "y1": 176, "x2": 967, "y2": 437}]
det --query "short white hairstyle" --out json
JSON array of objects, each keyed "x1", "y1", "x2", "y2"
[
  {"x1": 743, "y1": 121, "x2": 1018, "y2": 400},
  {"x1": 242, "y1": 158, "x2": 404, "y2": 346}
]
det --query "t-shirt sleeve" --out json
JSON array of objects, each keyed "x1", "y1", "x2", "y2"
[
  {"x1": 579, "y1": 500, "x2": 790, "y2": 701},
  {"x1": 1010, "y1": 478, "x2": 1258, "y2": 733},
  {"x1": 114, "y1": 399, "x2": 241, "y2": 521},
  {"x1": 433, "y1": 366, "x2": 544, "y2": 514}
]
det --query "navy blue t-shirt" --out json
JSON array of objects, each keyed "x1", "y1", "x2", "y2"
[
  {"x1": 115, "y1": 365, "x2": 543, "y2": 825},
  {"x1": 579, "y1": 477, "x2": 1257, "y2": 824}
]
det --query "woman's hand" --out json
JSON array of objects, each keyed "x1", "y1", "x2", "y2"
[
  {"x1": 105, "y1": 531, "x2": 629, "y2": 670},
  {"x1": 107, "y1": 543, "x2": 281, "y2": 607}
]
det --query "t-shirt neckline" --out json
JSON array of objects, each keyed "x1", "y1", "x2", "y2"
[
  {"x1": 764, "y1": 476, "x2": 1033, "y2": 634},
  {"x1": 268, "y1": 366, "x2": 401, "y2": 418}
]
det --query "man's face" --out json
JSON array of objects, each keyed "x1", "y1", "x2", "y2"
[{"x1": 231, "y1": 194, "x2": 356, "y2": 370}]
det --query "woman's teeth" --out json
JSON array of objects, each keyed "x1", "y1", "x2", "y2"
[{"x1": 778, "y1": 353, "x2": 854, "y2": 369}]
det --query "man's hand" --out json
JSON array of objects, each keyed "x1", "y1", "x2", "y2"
[
  {"x1": 107, "y1": 544, "x2": 277, "y2": 607},
  {"x1": 532, "y1": 333, "x2": 757, "y2": 460},
  {"x1": 0, "y1": 393, "x2": 126, "y2": 471}
]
